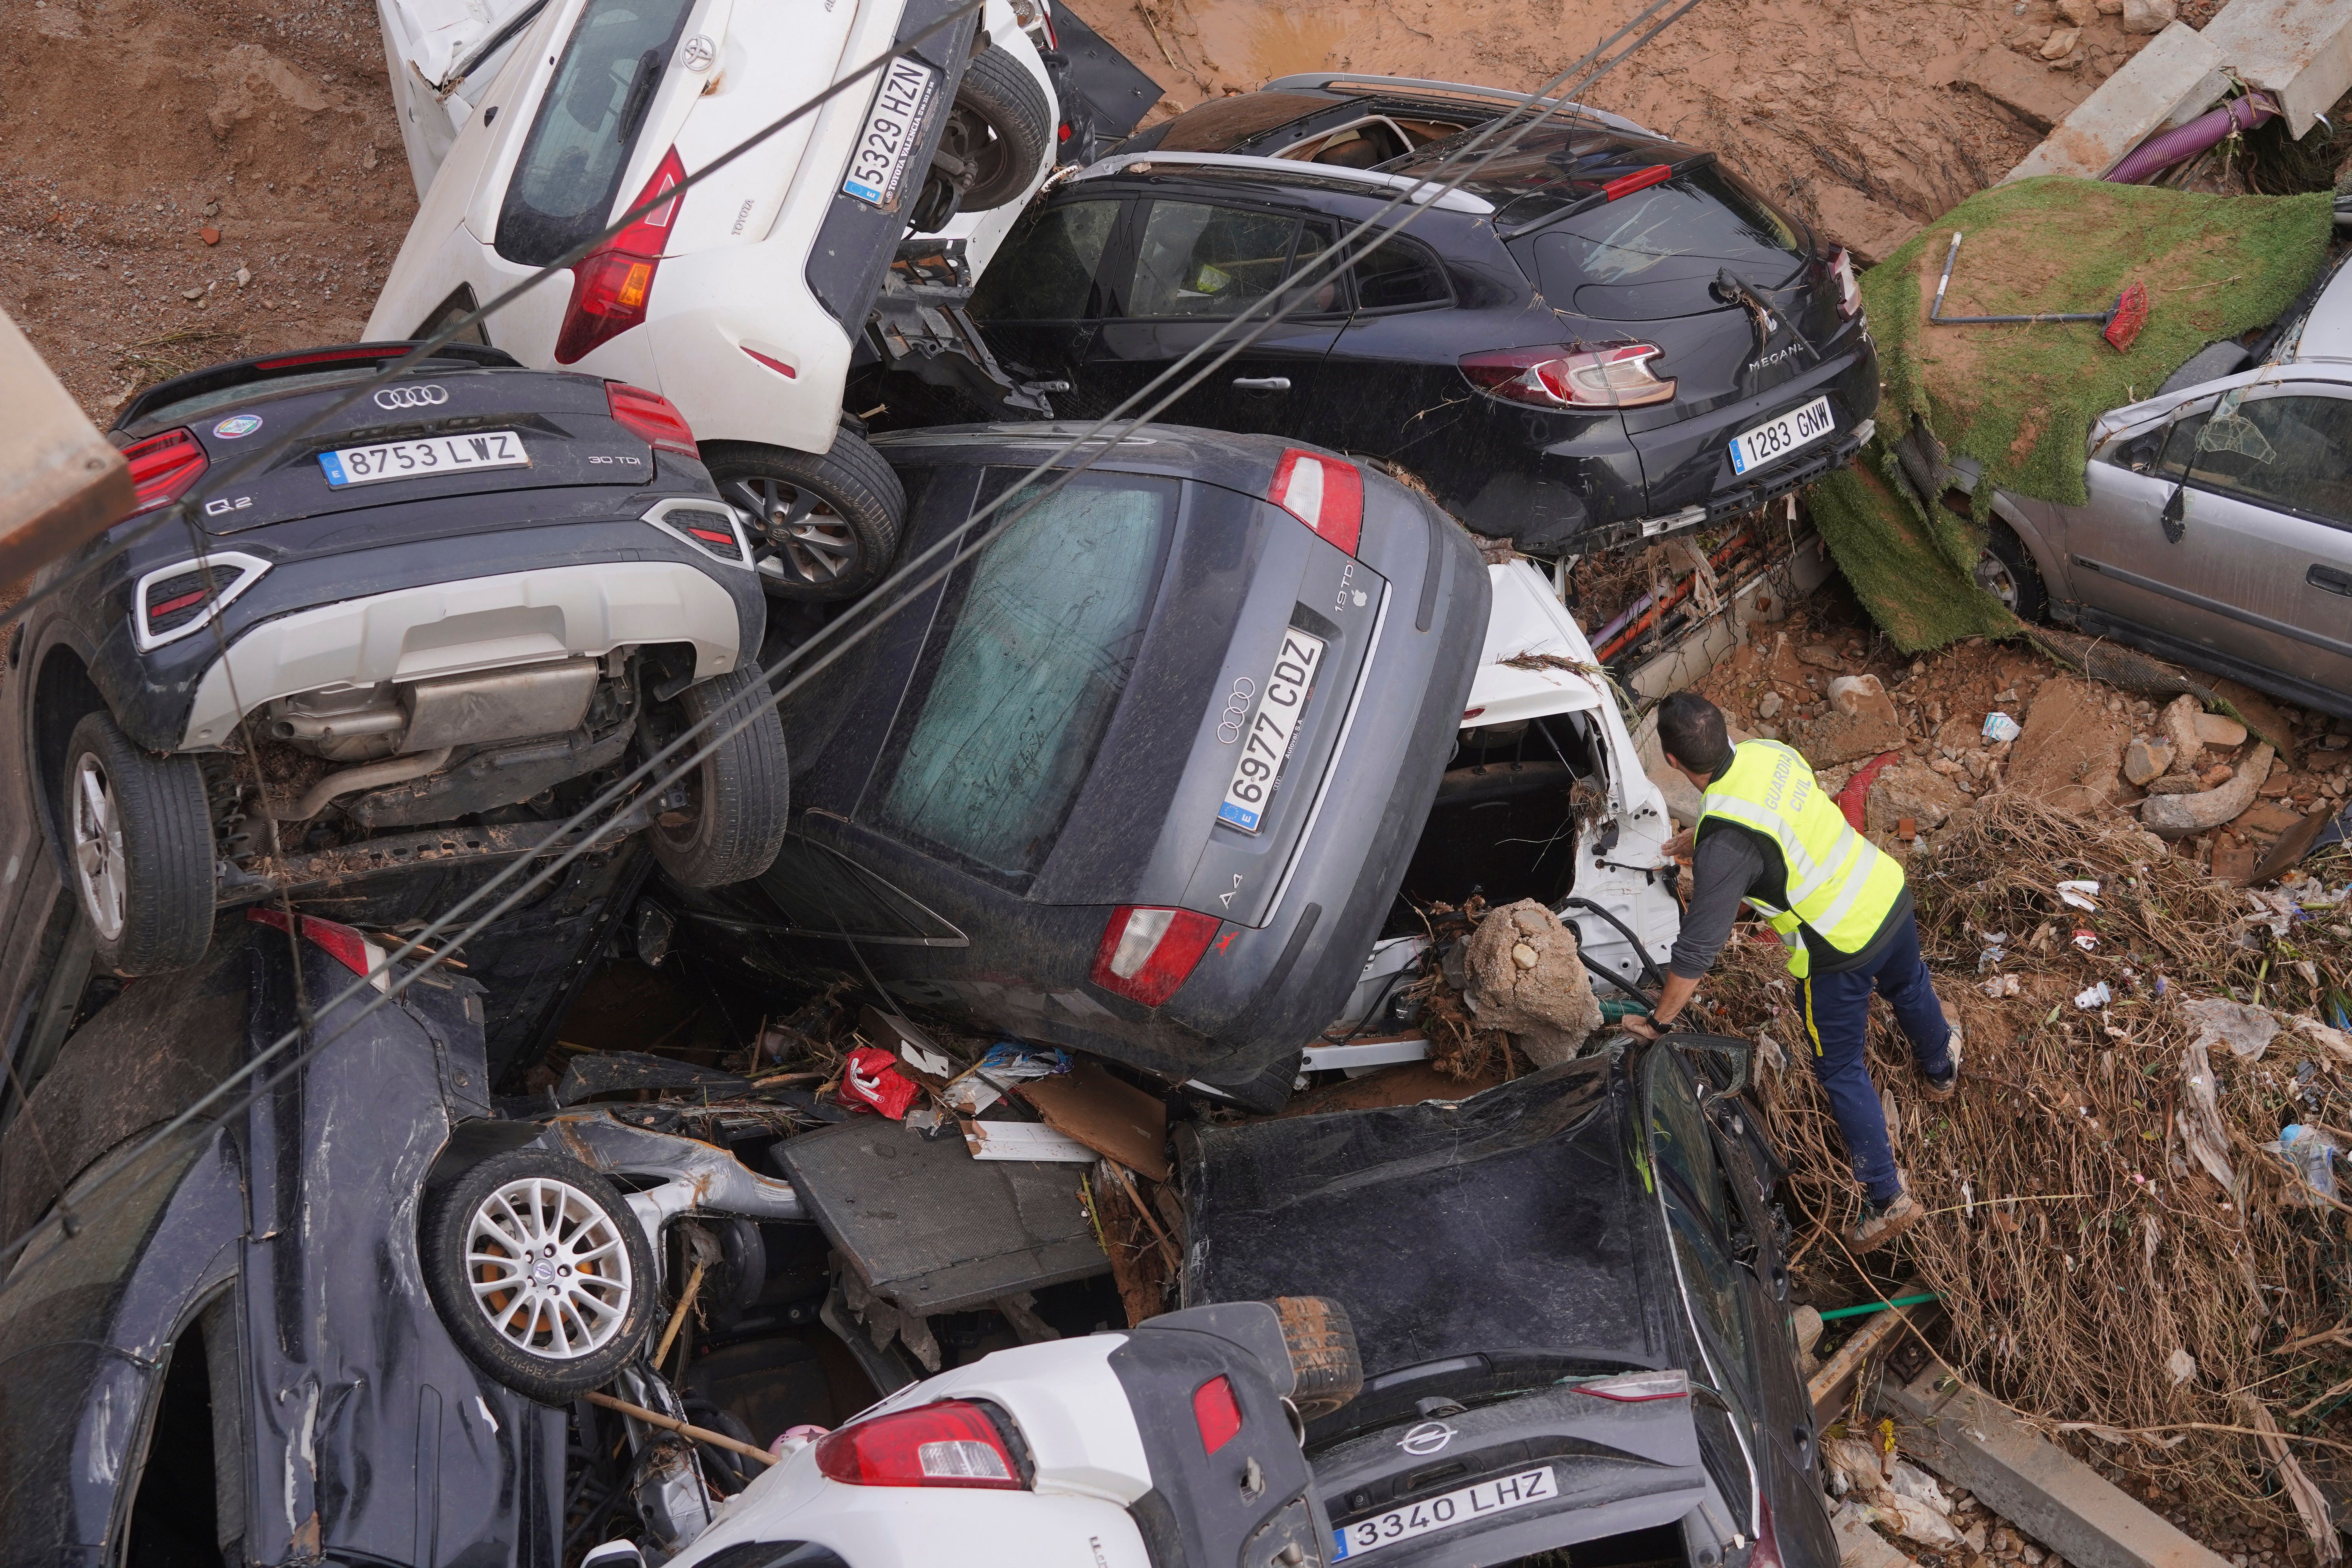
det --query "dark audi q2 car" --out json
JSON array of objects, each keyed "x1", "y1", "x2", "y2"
[
  {"x1": 27, "y1": 343, "x2": 786, "y2": 978},
  {"x1": 661, "y1": 425, "x2": 1490, "y2": 1107},
  {"x1": 965, "y1": 81, "x2": 1878, "y2": 553},
  {"x1": 1183, "y1": 1035, "x2": 1834, "y2": 1568}
]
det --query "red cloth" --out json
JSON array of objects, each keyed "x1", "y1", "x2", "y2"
[
  {"x1": 838, "y1": 1045, "x2": 921, "y2": 1119},
  {"x1": 1833, "y1": 751, "x2": 1900, "y2": 831}
]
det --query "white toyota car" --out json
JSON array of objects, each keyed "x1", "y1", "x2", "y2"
[{"x1": 368, "y1": 0, "x2": 1060, "y2": 602}]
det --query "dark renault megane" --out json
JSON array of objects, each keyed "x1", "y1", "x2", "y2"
[
  {"x1": 658, "y1": 423, "x2": 1491, "y2": 1107},
  {"x1": 959, "y1": 83, "x2": 1878, "y2": 554}
]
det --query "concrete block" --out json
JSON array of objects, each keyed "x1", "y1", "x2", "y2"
[
  {"x1": 1833, "y1": 1503, "x2": 1920, "y2": 1568},
  {"x1": 2005, "y1": 23, "x2": 2229, "y2": 180},
  {"x1": 0, "y1": 307, "x2": 133, "y2": 586},
  {"x1": 1878, "y1": 1361, "x2": 2232, "y2": 1568},
  {"x1": 2200, "y1": 0, "x2": 2352, "y2": 137},
  {"x1": 1963, "y1": 47, "x2": 2096, "y2": 132}
]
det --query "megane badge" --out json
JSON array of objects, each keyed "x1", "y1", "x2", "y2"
[{"x1": 1399, "y1": 1421, "x2": 1456, "y2": 1456}]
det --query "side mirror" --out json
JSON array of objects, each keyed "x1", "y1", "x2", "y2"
[
  {"x1": 2161, "y1": 483, "x2": 2187, "y2": 543},
  {"x1": 583, "y1": 1542, "x2": 645, "y2": 1568}
]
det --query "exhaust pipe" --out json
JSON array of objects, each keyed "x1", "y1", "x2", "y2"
[{"x1": 277, "y1": 748, "x2": 454, "y2": 820}]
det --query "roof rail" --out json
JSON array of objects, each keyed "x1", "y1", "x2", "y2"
[
  {"x1": 1067, "y1": 151, "x2": 1497, "y2": 215},
  {"x1": 1256, "y1": 73, "x2": 1657, "y2": 138}
]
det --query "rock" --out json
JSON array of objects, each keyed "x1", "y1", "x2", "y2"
[
  {"x1": 1758, "y1": 690, "x2": 1784, "y2": 719},
  {"x1": 2160, "y1": 695, "x2": 2206, "y2": 775},
  {"x1": 235, "y1": 265, "x2": 252, "y2": 288},
  {"x1": 1828, "y1": 673, "x2": 1900, "y2": 726},
  {"x1": 2040, "y1": 25, "x2": 2081, "y2": 57},
  {"x1": 1789, "y1": 708, "x2": 1909, "y2": 767},
  {"x1": 2055, "y1": 0, "x2": 2093, "y2": 21},
  {"x1": 2200, "y1": 763, "x2": 2236, "y2": 789},
  {"x1": 1510, "y1": 942, "x2": 1539, "y2": 970},
  {"x1": 2094, "y1": 0, "x2": 2122, "y2": 10},
  {"x1": 2194, "y1": 712, "x2": 2247, "y2": 748},
  {"x1": 2143, "y1": 744, "x2": 2274, "y2": 839},
  {"x1": 2006, "y1": 677, "x2": 2131, "y2": 809},
  {"x1": 1460, "y1": 900, "x2": 1604, "y2": 1067},
  {"x1": 2120, "y1": 0, "x2": 2173, "y2": 31},
  {"x1": 1868, "y1": 762, "x2": 1968, "y2": 835},
  {"x1": 1929, "y1": 756, "x2": 1964, "y2": 776},
  {"x1": 2211, "y1": 834, "x2": 2260, "y2": 885},
  {"x1": 1799, "y1": 644, "x2": 1846, "y2": 671},
  {"x1": 1793, "y1": 1303, "x2": 1824, "y2": 1356},
  {"x1": 1965, "y1": 1525, "x2": 1990, "y2": 1554},
  {"x1": 180, "y1": 287, "x2": 203, "y2": 300},
  {"x1": 2234, "y1": 801, "x2": 2302, "y2": 836},
  {"x1": 2147, "y1": 774, "x2": 2202, "y2": 795},
  {"x1": 2022, "y1": 1550, "x2": 2045, "y2": 1566},
  {"x1": 199, "y1": 225, "x2": 221, "y2": 245},
  {"x1": 2123, "y1": 737, "x2": 2173, "y2": 786}
]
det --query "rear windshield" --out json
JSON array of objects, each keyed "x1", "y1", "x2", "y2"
[
  {"x1": 136, "y1": 366, "x2": 392, "y2": 430},
  {"x1": 875, "y1": 472, "x2": 1178, "y2": 886},
  {"x1": 1533, "y1": 165, "x2": 1806, "y2": 302},
  {"x1": 496, "y1": 0, "x2": 695, "y2": 267},
  {"x1": 1127, "y1": 91, "x2": 1331, "y2": 153}
]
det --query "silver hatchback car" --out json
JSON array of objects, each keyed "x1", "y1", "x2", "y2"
[{"x1": 1966, "y1": 250, "x2": 2352, "y2": 721}]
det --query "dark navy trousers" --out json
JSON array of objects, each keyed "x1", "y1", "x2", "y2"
[{"x1": 1796, "y1": 908, "x2": 1953, "y2": 1204}]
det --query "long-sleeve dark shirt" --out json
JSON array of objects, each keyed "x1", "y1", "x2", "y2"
[{"x1": 1666, "y1": 813, "x2": 1913, "y2": 981}]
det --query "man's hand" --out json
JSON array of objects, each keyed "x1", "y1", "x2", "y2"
[
  {"x1": 1622, "y1": 1013, "x2": 1662, "y2": 1040},
  {"x1": 1661, "y1": 827, "x2": 1695, "y2": 860}
]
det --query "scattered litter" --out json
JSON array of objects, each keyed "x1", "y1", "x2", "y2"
[
  {"x1": 1984, "y1": 973, "x2": 2022, "y2": 998},
  {"x1": 2277, "y1": 1124, "x2": 2338, "y2": 1205},
  {"x1": 838, "y1": 1045, "x2": 921, "y2": 1119},
  {"x1": 2181, "y1": 997, "x2": 2278, "y2": 1061},
  {"x1": 2074, "y1": 981, "x2": 2111, "y2": 1010},
  {"x1": 1977, "y1": 944, "x2": 2007, "y2": 971},
  {"x1": 962, "y1": 1119, "x2": 1098, "y2": 1163},
  {"x1": 1982, "y1": 712, "x2": 2022, "y2": 744},
  {"x1": 2165, "y1": 1347, "x2": 2197, "y2": 1386},
  {"x1": 1016, "y1": 1059, "x2": 1170, "y2": 1181},
  {"x1": 2056, "y1": 879, "x2": 2101, "y2": 910},
  {"x1": 2071, "y1": 928, "x2": 2099, "y2": 952},
  {"x1": 939, "y1": 1043, "x2": 1071, "y2": 1115}
]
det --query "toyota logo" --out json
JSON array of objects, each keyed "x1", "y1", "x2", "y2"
[
  {"x1": 1398, "y1": 1421, "x2": 1456, "y2": 1456},
  {"x1": 1215, "y1": 676, "x2": 1256, "y2": 745},
  {"x1": 374, "y1": 384, "x2": 449, "y2": 411},
  {"x1": 681, "y1": 33, "x2": 717, "y2": 70}
]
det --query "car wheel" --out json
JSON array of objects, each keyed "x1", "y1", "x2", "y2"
[
  {"x1": 1973, "y1": 521, "x2": 2047, "y2": 622},
  {"x1": 646, "y1": 664, "x2": 789, "y2": 889},
  {"x1": 422, "y1": 1149, "x2": 657, "y2": 1403},
  {"x1": 705, "y1": 436, "x2": 905, "y2": 603},
  {"x1": 1274, "y1": 1296, "x2": 1364, "y2": 1419},
  {"x1": 62, "y1": 710, "x2": 213, "y2": 977},
  {"x1": 934, "y1": 47, "x2": 1054, "y2": 214}
]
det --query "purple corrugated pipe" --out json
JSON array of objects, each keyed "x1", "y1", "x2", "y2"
[{"x1": 2103, "y1": 92, "x2": 2277, "y2": 184}]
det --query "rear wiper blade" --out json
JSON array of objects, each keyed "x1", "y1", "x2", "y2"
[
  {"x1": 1497, "y1": 152, "x2": 1715, "y2": 242},
  {"x1": 435, "y1": 0, "x2": 554, "y2": 96},
  {"x1": 1714, "y1": 266, "x2": 1821, "y2": 368}
]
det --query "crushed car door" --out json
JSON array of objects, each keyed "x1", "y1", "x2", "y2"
[
  {"x1": 966, "y1": 195, "x2": 1126, "y2": 411},
  {"x1": 1081, "y1": 198, "x2": 1347, "y2": 433},
  {"x1": 1311, "y1": 228, "x2": 1474, "y2": 466}
]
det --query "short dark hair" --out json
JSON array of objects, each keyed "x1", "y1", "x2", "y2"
[{"x1": 1657, "y1": 691, "x2": 1733, "y2": 775}]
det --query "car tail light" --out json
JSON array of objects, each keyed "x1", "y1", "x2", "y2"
[
  {"x1": 813, "y1": 1401, "x2": 1024, "y2": 1490},
  {"x1": 647, "y1": 502, "x2": 750, "y2": 564},
  {"x1": 247, "y1": 908, "x2": 390, "y2": 992},
  {"x1": 1192, "y1": 1375, "x2": 1244, "y2": 1454},
  {"x1": 1829, "y1": 247, "x2": 1862, "y2": 320},
  {"x1": 1601, "y1": 163, "x2": 1672, "y2": 201},
  {"x1": 1566, "y1": 1369, "x2": 1689, "y2": 1402},
  {"x1": 122, "y1": 428, "x2": 208, "y2": 515},
  {"x1": 1268, "y1": 449, "x2": 1362, "y2": 554},
  {"x1": 133, "y1": 552, "x2": 269, "y2": 649},
  {"x1": 606, "y1": 382, "x2": 699, "y2": 458},
  {"x1": 1459, "y1": 345, "x2": 1676, "y2": 409},
  {"x1": 1091, "y1": 906, "x2": 1221, "y2": 1007},
  {"x1": 554, "y1": 146, "x2": 686, "y2": 365}
]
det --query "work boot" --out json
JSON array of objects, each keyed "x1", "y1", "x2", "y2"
[
  {"x1": 1849, "y1": 1174, "x2": 1925, "y2": 1253},
  {"x1": 1921, "y1": 1003, "x2": 1962, "y2": 1101}
]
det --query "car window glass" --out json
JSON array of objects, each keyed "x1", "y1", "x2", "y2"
[
  {"x1": 138, "y1": 367, "x2": 391, "y2": 428},
  {"x1": 875, "y1": 472, "x2": 1177, "y2": 884},
  {"x1": 2169, "y1": 394, "x2": 2352, "y2": 528},
  {"x1": 969, "y1": 200, "x2": 1121, "y2": 321},
  {"x1": 1127, "y1": 203, "x2": 1301, "y2": 319},
  {"x1": 1351, "y1": 235, "x2": 1450, "y2": 310},
  {"x1": 1538, "y1": 165, "x2": 1804, "y2": 290},
  {"x1": 1647, "y1": 1047, "x2": 1732, "y2": 1234},
  {"x1": 755, "y1": 836, "x2": 961, "y2": 942},
  {"x1": 495, "y1": 0, "x2": 694, "y2": 267},
  {"x1": 1284, "y1": 221, "x2": 1348, "y2": 315}
]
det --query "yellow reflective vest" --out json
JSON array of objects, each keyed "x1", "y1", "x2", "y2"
[{"x1": 1696, "y1": 738, "x2": 1906, "y2": 978}]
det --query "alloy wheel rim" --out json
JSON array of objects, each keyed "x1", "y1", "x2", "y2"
[
  {"x1": 70, "y1": 753, "x2": 127, "y2": 942},
  {"x1": 464, "y1": 1176, "x2": 632, "y2": 1360},
  {"x1": 726, "y1": 475, "x2": 858, "y2": 587},
  {"x1": 1973, "y1": 552, "x2": 2019, "y2": 609}
]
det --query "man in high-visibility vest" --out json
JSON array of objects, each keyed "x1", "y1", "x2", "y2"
[{"x1": 1624, "y1": 693, "x2": 1959, "y2": 1252}]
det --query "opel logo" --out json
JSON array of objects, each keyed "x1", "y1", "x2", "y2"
[
  {"x1": 1216, "y1": 676, "x2": 1256, "y2": 745},
  {"x1": 1399, "y1": 1421, "x2": 1455, "y2": 1456},
  {"x1": 374, "y1": 384, "x2": 449, "y2": 411},
  {"x1": 681, "y1": 33, "x2": 717, "y2": 71}
]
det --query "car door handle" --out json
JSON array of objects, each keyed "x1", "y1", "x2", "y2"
[
  {"x1": 1231, "y1": 377, "x2": 1291, "y2": 391},
  {"x1": 2309, "y1": 564, "x2": 2352, "y2": 597}
]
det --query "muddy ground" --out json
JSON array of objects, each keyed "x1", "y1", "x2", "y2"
[{"x1": 0, "y1": 0, "x2": 2187, "y2": 415}]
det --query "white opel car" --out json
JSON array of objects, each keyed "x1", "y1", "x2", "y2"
[
  {"x1": 645, "y1": 1299, "x2": 1352, "y2": 1568},
  {"x1": 369, "y1": 0, "x2": 1059, "y2": 601}
]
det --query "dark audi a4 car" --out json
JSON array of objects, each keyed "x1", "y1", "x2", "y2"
[
  {"x1": 963, "y1": 89, "x2": 1878, "y2": 553},
  {"x1": 659, "y1": 424, "x2": 1490, "y2": 1107}
]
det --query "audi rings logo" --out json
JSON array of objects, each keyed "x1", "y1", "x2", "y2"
[
  {"x1": 374, "y1": 384, "x2": 449, "y2": 411},
  {"x1": 1215, "y1": 677, "x2": 1257, "y2": 745}
]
